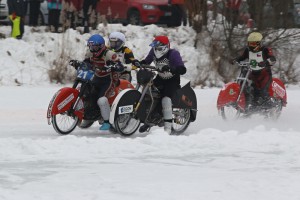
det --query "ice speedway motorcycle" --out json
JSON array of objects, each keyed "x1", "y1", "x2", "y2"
[
  {"x1": 47, "y1": 62, "x2": 134, "y2": 135},
  {"x1": 217, "y1": 61, "x2": 287, "y2": 120},
  {"x1": 109, "y1": 65, "x2": 198, "y2": 136}
]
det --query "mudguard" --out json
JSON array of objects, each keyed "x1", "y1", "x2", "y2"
[
  {"x1": 217, "y1": 82, "x2": 246, "y2": 111},
  {"x1": 109, "y1": 88, "x2": 141, "y2": 126},
  {"x1": 107, "y1": 79, "x2": 135, "y2": 105},
  {"x1": 47, "y1": 87, "x2": 84, "y2": 124},
  {"x1": 269, "y1": 78, "x2": 287, "y2": 106},
  {"x1": 172, "y1": 81, "x2": 198, "y2": 121}
]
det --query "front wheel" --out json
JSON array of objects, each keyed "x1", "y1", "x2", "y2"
[
  {"x1": 52, "y1": 112, "x2": 79, "y2": 135},
  {"x1": 171, "y1": 108, "x2": 191, "y2": 135},
  {"x1": 114, "y1": 113, "x2": 141, "y2": 136},
  {"x1": 220, "y1": 103, "x2": 241, "y2": 120},
  {"x1": 113, "y1": 89, "x2": 141, "y2": 136}
]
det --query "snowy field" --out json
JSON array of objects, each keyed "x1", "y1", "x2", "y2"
[{"x1": 1, "y1": 85, "x2": 300, "y2": 200}]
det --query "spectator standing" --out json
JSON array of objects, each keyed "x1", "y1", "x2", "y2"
[
  {"x1": 28, "y1": 0, "x2": 43, "y2": 26},
  {"x1": 61, "y1": 0, "x2": 82, "y2": 31},
  {"x1": 47, "y1": 0, "x2": 62, "y2": 32},
  {"x1": 82, "y1": 0, "x2": 98, "y2": 33},
  {"x1": 7, "y1": 0, "x2": 27, "y2": 39},
  {"x1": 226, "y1": 0, "x2": 242, "y2": 26}
]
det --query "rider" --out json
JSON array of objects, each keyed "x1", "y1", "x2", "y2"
[
  {"x1": 70, "y1": 34, "x2": 124, "y2": 131},
  {"x1": 108, "y1": 31, "x2": 140, "y2": 82},
  {"x1": 138, "y1": 35, "x2": 187, "y2": 134},
  {"x1": 231, "y1": 32, "x2": 276, "y2": 109}
]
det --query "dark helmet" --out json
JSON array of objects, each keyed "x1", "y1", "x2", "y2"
[{"x1": 87, "y1": 34, "x2": 106, "y2": 54}]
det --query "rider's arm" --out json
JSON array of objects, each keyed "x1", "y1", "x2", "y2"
[
  {"x1": 105, "y1": 50, "x2": 125, "y2": 73},
  {"x1": 169, "y1": 50, "x2": 186, "y2": 75},
  {"x1": 141, "y1": 49, "x2": 155, "y2": 65},
  {"x1": 263, "y1": 47, "x2": 276, "y2": 66},
  {"x1": 236, "y1": 48, "x2": 249, "y2": 62},
  {"x1": 123, "y1": 47, "x2": 135, "y2": 64}
]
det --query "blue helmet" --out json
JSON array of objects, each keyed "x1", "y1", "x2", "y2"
[{"x1": 87, "y1": 34, "x2": 106, "y2": 53}]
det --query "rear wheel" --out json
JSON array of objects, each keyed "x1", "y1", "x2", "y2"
[
  {"x1": 220, "y1": 103, "x2": 241, "y2": 120},
  {"x1": 268, "y1": 99, "x2": 283, "y2": 120},
  {"x1": 171, "y1": 108, "x2": 191, "y2": 135},
  {"x1": 52, "y1": 112, "x2": 79, "y2": 135}
]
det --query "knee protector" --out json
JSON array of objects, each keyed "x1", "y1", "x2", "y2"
[
  {"x1": 97, "y1": 97, "x2": 110, "y2": 121},
  {"x1": 161, "y1": 96, "x2": 172, "y2": 120}
]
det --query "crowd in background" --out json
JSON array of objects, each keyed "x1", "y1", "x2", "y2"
[{"x1": 6, "y1": 0, "x2": 99, "y2": 39}]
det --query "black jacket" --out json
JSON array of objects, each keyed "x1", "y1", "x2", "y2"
[{"x1": 7, "y1": 0, "x2": 27, "y2": 17}]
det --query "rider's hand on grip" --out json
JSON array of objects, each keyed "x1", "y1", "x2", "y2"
[
  {"x1": 69, "y1": 60, "x2": 81, "y2": 69},
  {"x1": 229, "y1": 58, "x2": 237, "y2": 65},
  {"x1": 111, "y1": 63, "x2": 124, "y2": 72},
  {"x1": 132, "y1": 59, "x2": 141, "y2": 69},
  {"x1": 160, "y1": 65, "x2": 170, "y2": 72},
  {"x1": 258, "y1": 61, "x2": 267, "y2": 67}
]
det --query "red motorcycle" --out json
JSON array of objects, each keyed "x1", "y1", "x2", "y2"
[
  {"x1": 47, "y1": 62, "x2": 134, "y2": 135},
  {"x1": 217, "y1": 61, "x2": 287, "y2": 120}
]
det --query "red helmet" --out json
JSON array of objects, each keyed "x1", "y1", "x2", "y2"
[{"x1": 150, "y1": 36, "x2": 170, "y2": 58}]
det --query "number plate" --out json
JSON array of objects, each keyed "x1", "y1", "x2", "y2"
[{"x1": 118, "y1": 105, "x2": 133, "y2": 114}]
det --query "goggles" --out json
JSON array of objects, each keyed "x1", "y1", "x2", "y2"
[
  {"x1": 88, "y1": 43, "x2": 104, "y2": 52},
  {"x1": 154, "y1": 45, "x2": 165, "y2": 51},
  {"x1": 109, "y1": 40, "x2": 121, "y2": 47},
  {"x1": 248, "y1": 41, "x2": 260, "y2": 47}
]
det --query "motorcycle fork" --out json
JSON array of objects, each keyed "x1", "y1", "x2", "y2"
[
  {"x1": 69, "y1": 81, "x2": 88, "y2": 116},
  {"x1": 236, "y1": 70, "x2": 251, "y2": 107}
]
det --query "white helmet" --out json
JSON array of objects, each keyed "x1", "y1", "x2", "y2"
[{"x1": 109, "y1": 32, "x2": 126, "y2": 51}]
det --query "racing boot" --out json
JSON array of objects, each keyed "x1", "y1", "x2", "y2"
[
  {"x1": 139, "y1": 124, "x2": 150, "y2": 133},
  {"x1": 99, "y1": 121, "x2": 111, "y2": 130},
  {"x1": 162, "y1": 97, "x2": 173, "y2": 134},
  {"x1": 164, "y1": 120, "x2": 172, "y2": 134}
]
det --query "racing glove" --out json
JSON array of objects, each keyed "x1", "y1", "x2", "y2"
[
  {"x1": 258, "y1": 61, "x2": 267, "y2": 68},
  {"x1": 229, "y1": 58, "x2": 237, "y2": 65},
  {"x1": 160, "y1": 65, "x2": 170, "y2": 72},
  {"x1": 69, "y1": 60, "x2": 81, "y2": 69},
  {"x1": 132, "y1": 59, "x2": 141, "y2": 68},
  {"x1": 111, "y1": 62, "x2": 124, "y2": 72}
]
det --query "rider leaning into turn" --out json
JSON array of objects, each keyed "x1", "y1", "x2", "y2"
[
  {"x1": 231, "y1": 32, "x2": 276, "y2": 109},
  {"x1": 70, "y1": 34, "x2": 124, "y2": 131},
  {"x1": 138, "y1": 35, "x2": 187, "y2": 134},
  {"x1": 108, "y1": 31, "x2": 140, "y2": 82}
]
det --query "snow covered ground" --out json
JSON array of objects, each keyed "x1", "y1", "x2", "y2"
[{"x1": 1, "y1": 85, "x2": 300, "y2": 200}]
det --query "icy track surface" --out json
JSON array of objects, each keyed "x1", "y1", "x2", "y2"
[{"x1": 1, "y1": 86, "x2": 300, "y2": 200}]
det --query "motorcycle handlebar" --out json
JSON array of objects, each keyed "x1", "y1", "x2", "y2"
[
  {"x1": 139, "y1": 64, "x2": 157, "y2": 70},
  {"x1": 235, "y1": 61, "x2": 249, "y2": 67}
]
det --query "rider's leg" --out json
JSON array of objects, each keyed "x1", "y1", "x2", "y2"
[
  {"x1": 97, "y1": 96, "x2": 111, "y2": 130},
  {"x1": 162, "y1": 96, "x2": 172, "y2": 134}
]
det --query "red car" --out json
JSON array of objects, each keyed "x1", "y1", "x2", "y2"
[{"x1": 96, "y1": 0, "x2": 185, "y2": 26}]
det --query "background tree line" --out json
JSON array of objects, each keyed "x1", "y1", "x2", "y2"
[{"x1": 184, "y1": 0, "x2": 300, "y2": 86}]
